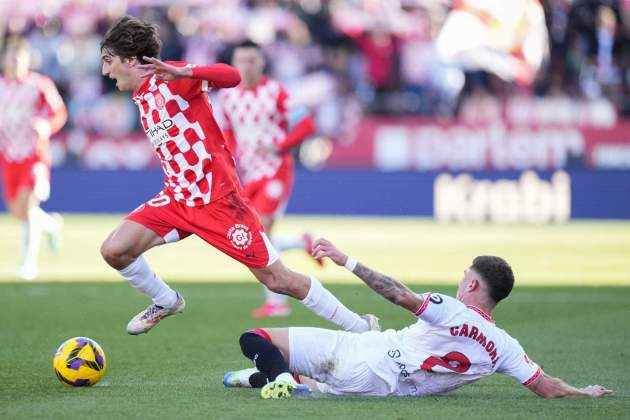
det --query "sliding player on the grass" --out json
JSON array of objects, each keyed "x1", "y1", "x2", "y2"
[
  {"x1": 98, "y1": 16, "x2": 378, "y2": 336},
  {"x1": 0, "y1": 36, "x2": 66, "y2": 280},
  {"x1": 218, "y1": 40, "x2": 319, "y2": 318},
  {"x1": 224, "y1": 238, "x2": 612, "y2": 400}
]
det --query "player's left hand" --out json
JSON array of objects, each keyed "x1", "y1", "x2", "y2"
[
  {"x1": 580, "y1": 385, "x2": 612, "y2": 397},
  {"x1": 138, "y1": 57, "x2": 191, "y2": 81},
  {"x1": 312, "y1": 238, "x2": 347, "y2": 266}
]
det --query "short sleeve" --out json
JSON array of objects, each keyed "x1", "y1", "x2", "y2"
[
  {"x1": 415, "y1": 293, "x2": 462, "y2": 324},
  {"x1": 498, "y1": 337, "x2": 542, "y2": 385}
]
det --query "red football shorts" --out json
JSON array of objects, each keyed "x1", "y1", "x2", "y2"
[
  {"x1": 243, "y1": 164, "x2": 294, "y2": 217},
  {"x1": 126, "y1": 190, "x2": 279, "y2": 269},
  {"x1": 0, "y1": 156, "x2": 50, "y2": 202}
]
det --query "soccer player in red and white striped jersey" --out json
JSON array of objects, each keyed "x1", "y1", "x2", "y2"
[
  {"x1": 0, "y1": 36, "x2": 67, "y2": 279},
  {"x1": 218, "y1": 40, "x2": 319, "y2": 318},
  {"x1": 98, "y1": 16, "x2": 378, "y2": 336}
]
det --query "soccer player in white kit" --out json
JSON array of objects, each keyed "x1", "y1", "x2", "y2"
[
  {"x1": 224, "y1": 238, "x2": 612, "y2": 399},
  {"x1": 0, "y1": 36, "x2": 67, "y2": 279}
]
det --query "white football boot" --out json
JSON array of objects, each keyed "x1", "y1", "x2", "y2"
[
  {"x1": 16, "y1": 262, "x2": 38, "y2": 280},
  {"x1": 223, "y1": 368, "x2": 260, "y2": 388},
  {"x1": 126, "y1": 293, "x2": 186, "y2": 335}
]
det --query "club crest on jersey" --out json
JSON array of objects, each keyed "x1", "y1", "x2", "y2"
[
  {"x1": 227, "y1": 224, "x2": 253, "y2": 250},
  {"x1": 154, "y1": 92, "x2": 165, "y2": 109}
]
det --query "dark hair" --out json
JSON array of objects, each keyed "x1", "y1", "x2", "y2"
[
  {"x1": 471, "y1": 256, "x2": 514, "y2": 304},
  {"x1": 101, "y1": 16, "x2": 161, "y2": 63},
  {"x1": 235, "y1": 39, "x2": 262, "y2": 51}
]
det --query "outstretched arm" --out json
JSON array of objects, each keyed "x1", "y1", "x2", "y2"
[
  {"x1": 312, "y1": 238, "x2": 423, "y2": 313},
  {"x1": 276, "y1": 115, "x2": 315, "y2": 153},
  {"x1": 138, "y1": 57, "x2": 240, "y2": 88},
  {"x1": 526, "y1": 372, "x2": 611, "y2": 398}
]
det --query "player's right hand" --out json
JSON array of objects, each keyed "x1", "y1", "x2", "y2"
[
  {"x1": 312, "y1": 238, "x2": 347, "y2": 266},
  {"x1": 581, "y1": 385, "x2": 612, "y2": 397},
  {"x1": 137, "y1": 57, "x2": 191, "y2": 81}
]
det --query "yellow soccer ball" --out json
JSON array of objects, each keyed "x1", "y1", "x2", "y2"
[{"x1": 53, "y1": 337, "x2": 106, "y2": 386}]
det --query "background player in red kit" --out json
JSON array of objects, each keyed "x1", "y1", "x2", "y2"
[
  {"x1": 98, "y1": 16, "x2": 378, "y2": 336},
  {"x1": 0, "y1": 36, "x2": 67, "y2": 280},
  {"x1": 218, "y1": 40, "x2": 319, "y2": 318}
]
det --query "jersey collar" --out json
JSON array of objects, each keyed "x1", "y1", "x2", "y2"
[
  {"x1": 133, "y1": 76, "x2": 152, "y2": 100},
  {"x1": 240, "y1": 76, "x2": 268, "y2": 92},
  {"x1": 467, "y1": 305, "x2": 495, "y2": 323}
]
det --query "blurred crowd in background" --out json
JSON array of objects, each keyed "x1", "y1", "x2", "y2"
[{"x1": 1, "y1": 0, "x2": 629, "y2": 168}]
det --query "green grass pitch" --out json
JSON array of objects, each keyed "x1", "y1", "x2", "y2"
[{"x1": 0, "y1": 215, "x2": 628, "y2": 419}]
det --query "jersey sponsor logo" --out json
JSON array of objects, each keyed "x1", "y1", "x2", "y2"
[
  {"x1": 227, "y1": 224, "x2": 253, "y2": 250},
  {"x1": 387, "y1": 349, "x2": 401, "y2": 358},
  {"x1": 429, "y1": 294, "x2": 443, "y2": 304},
  {"x1": 387, "y1": 348, "x2": 419, "y2": 395},
  {"x1": 146, "y1": 119, "x2": 174, "y2": 147},
  {"x1": 450, "y1": 323, "x2": 500, "y2": 366}
]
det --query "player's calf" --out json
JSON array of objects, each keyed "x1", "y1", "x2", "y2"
[{"x1": 251, "y1": 263, "x2": 310, "y2": 298}]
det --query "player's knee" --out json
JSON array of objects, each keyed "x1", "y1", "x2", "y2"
[
  {"x1": 7, "y1": 201, "x2": 27, "y2": 220},
  {"x1": 239, "y1": 330, "x2": 267, "y2": 358},
  {"x1": 100, "y1": 239, "x2": 130, "y2": 269}
]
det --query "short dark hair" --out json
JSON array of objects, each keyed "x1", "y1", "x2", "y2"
[
  {"x1": 101, "y1": 16, "x2": 161, "y2": 63},
  {"x1": 471, "y1": 256, "x2": 514, "y2": 304},
  {"x1": 235, "y1": 39, "x2": 262, "y2": 51}
]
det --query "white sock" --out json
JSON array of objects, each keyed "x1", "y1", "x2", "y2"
[
  {"x1": 118, "y1": 256, "x2": 178, "y2": 308},
  {"x1": 29, "y1": 206, "x2": 59, "y2": 233},
  {"x1": 272, "y1": 235, "x2": 306, "y2": 252},
  {"x1": 300, "y1": 277, "x2": 368, "y2": 333},
  {"x1": 236, "y1": 367, "x2": 259, "y2": 387},
  {"x1": 276, "y1": 372, "x2": 297, "y2": 385},
  {"x1": 21, "y1": 220, "x2": 40, "y2": 269},
  {"x1": 264, "y1": 286, "x2": 288, "y2": 305}
]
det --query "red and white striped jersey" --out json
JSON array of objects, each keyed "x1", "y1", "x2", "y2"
[
  {"x1": 365, "y1": 293, "x2": 541, "y2": 396},
  {"x1": 0, "y1": 72, "x2": 66, "y2": 162},
  {"x1": 218, "y1": 77, "x2": 294, "y2": 185},
  {"x1": 132, "y1": 62, "x2": 241, "y2": 207}
]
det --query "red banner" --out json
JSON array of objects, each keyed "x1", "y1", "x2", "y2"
[{"x1": 327, "y1": 117, "x2": 630, "y2": 170}]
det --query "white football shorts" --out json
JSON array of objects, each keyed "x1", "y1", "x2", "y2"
[{"x1": 288, "y1": 327, "x2": 394, "y2": 396}]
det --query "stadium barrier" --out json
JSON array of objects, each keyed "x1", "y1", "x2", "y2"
[{"x1": 1, "y1": 168, "x2": 628, "y2": 220}]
